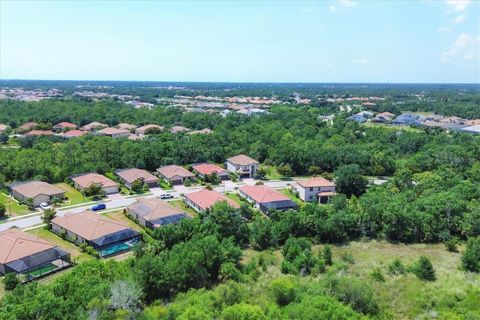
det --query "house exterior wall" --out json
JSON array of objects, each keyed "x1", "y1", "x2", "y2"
[
  {"x1": 183, "y1": 197, "x2": 204, "y2": 213},
  {"x1": 126, "y1": 209, "x2": 147, "y2": 227},
  {"x1": 102, "y1": 186, "x2": 119, "y2": 194},
  {"x1": 226, "y1": 162, "x2": 258, "y2": 178},
  {"x1": 11, "y1": 191, "x2": 64, "y2": 207},
  {"x1": 51, "y1": 223, "x2": 86, "y2": 244},
  {"x1": 294, "y1": 185, "x2": 336, "y2": 202}
]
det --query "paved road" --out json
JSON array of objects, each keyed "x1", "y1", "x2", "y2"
[{"x1": 0, "y1": 179, "x2": 292, "y2": 232}]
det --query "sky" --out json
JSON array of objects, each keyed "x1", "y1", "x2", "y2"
[{"x1": 0, "y1": 0, "x2": 479, "y2": 83}]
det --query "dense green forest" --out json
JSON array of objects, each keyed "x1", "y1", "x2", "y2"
[{"x1": 1, "y1": 98, "x2": 479, "y2": 319}]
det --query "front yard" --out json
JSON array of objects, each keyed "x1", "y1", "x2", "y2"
[
  {"x1": 55, "y1": 183, "x2": 90, "y2": 207},
  {"x1": 0, "y1": 192, "x2": 31, "y2": 218}
]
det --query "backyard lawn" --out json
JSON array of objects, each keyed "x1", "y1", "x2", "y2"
[
  {"x1": 101, "y1": 209, "x2": 144, "y2": 232},
  {"x1": 55, "y1": 183, "x2": 89, "y2": 206},
  {"x1": 27, "y1": 227, "x2": 93, "y2": 263},
  {"x1": 0, "y1": 192, "x2": 31, "y2": 218},
  {"x1": 225, "y1": 192, "x2": 247, "y2": 206},
  {"x1": 170, "y1": 199, "x2": 198, "y2": 217},
  {"x1": 277, "y1": 188, "x2": 304, "y2": 207}
]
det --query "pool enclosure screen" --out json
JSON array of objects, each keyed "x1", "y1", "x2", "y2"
[
  {"x1": 151, "y1": 213, "x2": 190, "y2": 228},
  {"x1": 91, "y1": 229, "x2": 141, "y2": 257},
  {"x1": 2, "y1": 247, "x2": 71, "y2": 280}
]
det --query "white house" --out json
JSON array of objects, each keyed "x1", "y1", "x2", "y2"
[
  {"x1": 293, "y1": 177, "x2": 336, "y2": 203},
  {"x1": 225, "y1": 154, "x2": 259, "y2": 178}
]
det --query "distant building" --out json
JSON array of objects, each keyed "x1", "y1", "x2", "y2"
[
  {"x1": 16, "y1": 122, "x2": 38, "y2": 133},
  {"x1": 157, "y1": 165, "x2": 195, "y2": 185},
  {"x1": 96, "y1": 127, "x2": 130, "y2": 138},
  {"x1": 192, "y1": 163, "x2": 229, "y2": 180},
  {"x1": 71, "y1": 173, "x2": 119, "y2": 194},
  {"x1": 238, "y1": 185, "x2": 297, "y2": 214},
  {"x1": 24, "y1": 130, "x2": 54, "y2": 137},
  {"x1": 135, "y1": 124, "x2": 164, "y2": 135},
  {"x1": 51, "y1": 211, "x2": 141, "y2": 257},
  {"x1": 292, "y1": 177, "x2": 336, "y2": 203},
  {"x1": 225, "y1": 154, "x2": 259, "y2": 178},
  {"x1": 62, "y1": 130, "x2": 89, "y2": 139},
  {"x1": 188, "y1": 128, "x2": 213, "y2": 135},
  {"x1": 116, "y1": 123, "x2": 137, "y2": 131},
  {"x1": 114, "y1": 168, "x2": 158, "y2": 189},
  {"x1": 170, "y1": 126, "x2": 191, "y2": 134},
  {"x1": 372, "y1": 112, "x2": 395, "y2": 123},
  {"x1": 126, "y1": 197, "x2": 190, "y2": 229},
  {"x1": 53, "y1": 122, "x2": 77, "y2": 131},
  {"x1": 392, "y1": 113, "x2": 422, "y2": 126},
  {"x1": 80, "y1": 122, "x2": 108, "y2": 131},
  {"x1": 347, "y1": 114, "x2": 367, "y2": 123},
  {"x1": 10, "y1": 180, "x2": 65, "y2": 207}
]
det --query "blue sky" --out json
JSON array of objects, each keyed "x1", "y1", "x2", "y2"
[{"x1": 0, "y1": 0, "x2": 479, "y2": 83}]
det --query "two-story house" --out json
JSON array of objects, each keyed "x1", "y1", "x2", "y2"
[{"x1": 293, "y1": 177, "x2": 336, "y2": 204}]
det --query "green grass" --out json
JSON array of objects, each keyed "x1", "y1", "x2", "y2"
[
  {"x1": 0, "y1": 281, "x2": 4, "y2": 299},
  {"x1": 101, "y1": 209, "x2": 144, "y2": 232},
  {"x1": 363, "y1": 121, "x2": 423, "y2": 133},
  {"x1": 27, "y1": 228, "x2": 93, "y2": 263},
  {"x1": 170, "y1": 200, "x2": 198, "y2": 217},
  {"x1": 277, "y1": 188, "x2": 304, "y2": 207},
  {"x1": 224, "y1": 192, "x2": 246, "y2": 206},
  {"x1": 244, "y1": 240, "x2": 480, "y2": 319},
  {"x1": 0, "y1": 192, "x2": 31, "y2": 217},
  {"x1": 55, "y1": 183, "x2": 89, "y2": 206}
]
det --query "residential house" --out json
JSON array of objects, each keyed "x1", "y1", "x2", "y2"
[
  {"x1": 53, "y1": 122, "x2": 77, "y2": 131},
  {"x1": 238, "y1": 185, "x2": 297, "y2": 214},
  {"x1": 192, "y1": 163, "x2": 229, "y2": 180},
  {"x1": 116, "y1": 123, "x2": 137, "y2": 131},
  {"x1": 347, "y1": 114, "x2": 367, "y2": 123},
  {"x1": 292, "y1": 177, "x2": 336, "y2": 203},
  {"x1": 356, "y1": 111, "x2": 374, "y2": 118},
  {"x1": 62, "y1": 130, "x2": 89, "y2": 139},
  {"x1": 157, "y1": 165, "x2": 195, "y2": 185},
  {"x1": 71, "y1": 173, "x2": 119, "y2": 194},
  {"x1": 0, "y1": 229, "x2": 70, "y2": 278},
  {"x1": 51, "y1": 211, "x2": 141, "y2": 257},
  {"x1": 225, "y1": 154, "x2": 259, "y2": 178},
  {"x1": 24, "y1": 130, "x2": 54, "y2": 137},
  {"x1": 80, "y1": 122, "x2": 108, "y2": 131},
  {"x1": 392, "y1": 113, "x2": 422, "y2": 126},
  {"x1": 170, "y1": 126, "x2": 190, "y2": 134},
  {"x1": 372, "y1": 112, "x2": 395, "y2": 123},
  {"x1": 135, "y1": 124, "x2": 164, "y2": 135},
  {"x1": 115, "y1": 168, "x2": 158, "y2": 189},
  {"x1": 16, "y1": 122, "x2": 38, "y2": 133},
  {"x1": 10, "y1": 180, "x2": 65, "y2": 207},
  {"x1": 184, "y1": 189, "x2": 239, "y2": 213},
  {"x1": 96, "y1": 127, "x2": 130, "y2": 138},
  {"x1": 465, "y1": 119, "x2": 480, "y2": 126},
  {"x1": 126, "y1": 197, "x2": 190, "y2": 229},
  {"x1": 439, "y1": 116, "x2": 465, "y2": 125}
]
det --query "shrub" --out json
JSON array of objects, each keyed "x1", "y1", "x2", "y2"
[
  {"x1": 445, "y1": 237, "x2": 458, "y2": 252},
  {"x1": 340, "y1": 252, "x2": 355, "y2": 264},
  {"x1": 388, "y1": 258, "x2": 405, "y2": 275},
  {"x1": 269, "y1": 278, "x2": 296, "y2": 306},
  {"x1": 0, "y1": 203, "x2": 5, "y2": 217},
  {"x1": 3, "y1": 272, "x2": 20, "y2": 291},
  {"x1": 370, "y1": 268, "x2": 385, "y2": 282},
  {"x1": 411, "y1": 256, "x2": 436, "y2": 281},
  {"x1": 220, "y1": 303, "x2": 266, "y2": 320},
  {"x1": 462, "y1": 237, "x2": 480, "y2": 272},
  {"x1": 323, "y1": 245, "x2": 333, "y2": 266}
]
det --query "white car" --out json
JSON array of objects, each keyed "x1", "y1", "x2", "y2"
[
  {"x1": 160, "y1": 193, "x2": 174, "y2": 200},
  {"x1": 40, "y1": 202, "x2": 52, "y2": 210}
]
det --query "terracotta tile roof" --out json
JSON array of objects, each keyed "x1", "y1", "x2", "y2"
[
  {"x1": 0, "y1": 229, "x2": 56, "y2": 264},
  {"x1": 62, "y1": 130, "x2": 89, "y2": 138},
  {"x1": 18, "y1": 122, "x2": 38, "y2": 131},
  {"x1": 71, "y1": 173, "x2": 118, "y2": 189},
  {"x1": 157, "y1": 165, "x2": 195, "y2": 179},
  {"x1": 80, "y1": 122, "x2": 108, "y2": 131},
  {"x1": 115, "y1": 168, "x2": 157, "y2": 184},
  {"x1": 54, "y1": 122, "x2": 77, "y2": 129},
  {"x1": 239, "y1": 185, "x2": 290, "y2": 203},
  {"x1": 170, "y1": 126, "x2": 190, "y2": 133},
  {"x1": 97, "y1": 127, "x2": 130, "y2": 136},
  {"x1": 51, "y1": 211, "x2": 131, "y2": 241},
  {"x1": 10, "y1": 181, "x2": 65, "y2": 198},
  {"x1": 135, "y1": 124, "x2": 164, "y2": 134},
  {"x1": 227, "y1": 154, "x2": 259, "y2": 166},
  {"x1": 127, "y1": 197, "x2": 186, "y2": 223},
  {"x1": 185, "y1": 189, "x2": 239, "y2": 211},
  {"x1": 296, "y1": 177, "x2": 335, "y2": 188},
  {"x1": 192, "y1": 163, "x2": 227, "y2": 175},
  {"x1": 24, "y1": 130, "x2": 54, "y2": 136}
]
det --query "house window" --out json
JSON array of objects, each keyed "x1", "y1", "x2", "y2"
[{"x1": 310, "y1": 187, "x2": 313, "y2": 191}]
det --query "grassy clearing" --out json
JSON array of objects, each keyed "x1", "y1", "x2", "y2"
[
  {"x1": 0, "y1": 192, "x2": 31, "y2": 217},
  {"x1": 277, "y1": 188, "x2": 304, "y2": 207},
  {"x1": 244, "y1": 240, "x2": 480, "y2": 319},
  {"x1": 55, "y1": 183, "x2": 89, "y2": 206},
  {"x1": 27, "y1": 227, "x2": 93, "y2": 263},
  {"x1": 170, "y1": 200, "x2": 197, "y2": 217},
  {"x1": 362, "y1": 122, "x2": 423, "y2": 133},
  {"x1": 224, "y1": 192, "x2": 247, "y2": 206}
]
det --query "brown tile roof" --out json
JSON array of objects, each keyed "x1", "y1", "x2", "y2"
[
  {"x1": 97, "y1": 127, "x2": 130, "y2": 136},
  {"x1": 185, "y1": 189, "x2": 239, "y2": 211},
  {"x1": 24, "y1": 130, "x2": 54, "y2": 136},
  {"x1": 227, "y1": 154, "x2": 259, "y2": 166},
  {"x1": 54, "y1": 122, "x2": 77, "y2": 129},
  {"x1": 80, "y1": 122, "x2": 108, "y2": 131},
  {"x1": 157, "y1": 165, "x2": 195, "y2": 179},
  {"x1": 71, "y1": 173, "x2": 118, "y2": 189},
  {"x1": 0, "y1": 229, "x2": 56, "y2": 264},
  {"x1": 62, "y1": 130, "x2": 89, "y2": 138},
  {"x1": 11, "y1": 181, "x2": 65, "y2": 198},
  {"x1": 192, "y1": 163, "x2": 227, "y2": 176},
  {"x1": 239, "y1": 185, "x2": 290, "y2": 203},
  {"x1": 116, "y1": 123, "x2": 137, "y2": 130},
  {"x1": 296, "y1": 177, "x2": 335, "y2": 188},
  {"x1": 17, "y1": 122, "x2": 38, "y2": 131},
  {"x1": 135, "y1": 124, "x2": 164, "y2": 134},
  {"x1": 127, "y1": 197, "x2": 186, "y2": 223},
  {"x1": 51, "y1": 211, "x2": 131, "y2": 241},
  {"x1": 115, "y1": 168, "x2": 157, "y2": 184},
  {"x1": 170, "y1": 126, "x2": 190, "y2": 133}
]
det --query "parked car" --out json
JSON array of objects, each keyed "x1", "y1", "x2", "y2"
[
  {"x1": 40, "y1": 202, "x2": 52, "y2": 210},
  {"x1": 91, "y1": 203, "x2": 106, "y2": 211},
  {"x1": 160, "y1": 193, "x2": 174, "y2": 199}
]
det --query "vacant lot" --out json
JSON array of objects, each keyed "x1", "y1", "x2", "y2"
[{"x1": 0, "y1": 192, "x2": 31, "y2": 218}]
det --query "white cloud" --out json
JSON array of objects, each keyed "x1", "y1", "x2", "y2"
[
  {"x1": 329, "y1": 5, "x2": 336, "y2": 11},
  {"x1": 445, "y1": 0, "x2": 471, "y2": 12},
  {"x1": 452, "y1": 13, "x2": 467, "y2": 24},
  {"x1": 437, "y1": 26, "x2": 451, "y2": 33},
  {"x1": 350, "y1": 58, "x2": 371, "y2": 65},
  {"x1": 441, "y1": 33, "x2": 480, "y2": 62},
  {"x1": 339, "y1": 0, "x2": 355, "y2": 7}
]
